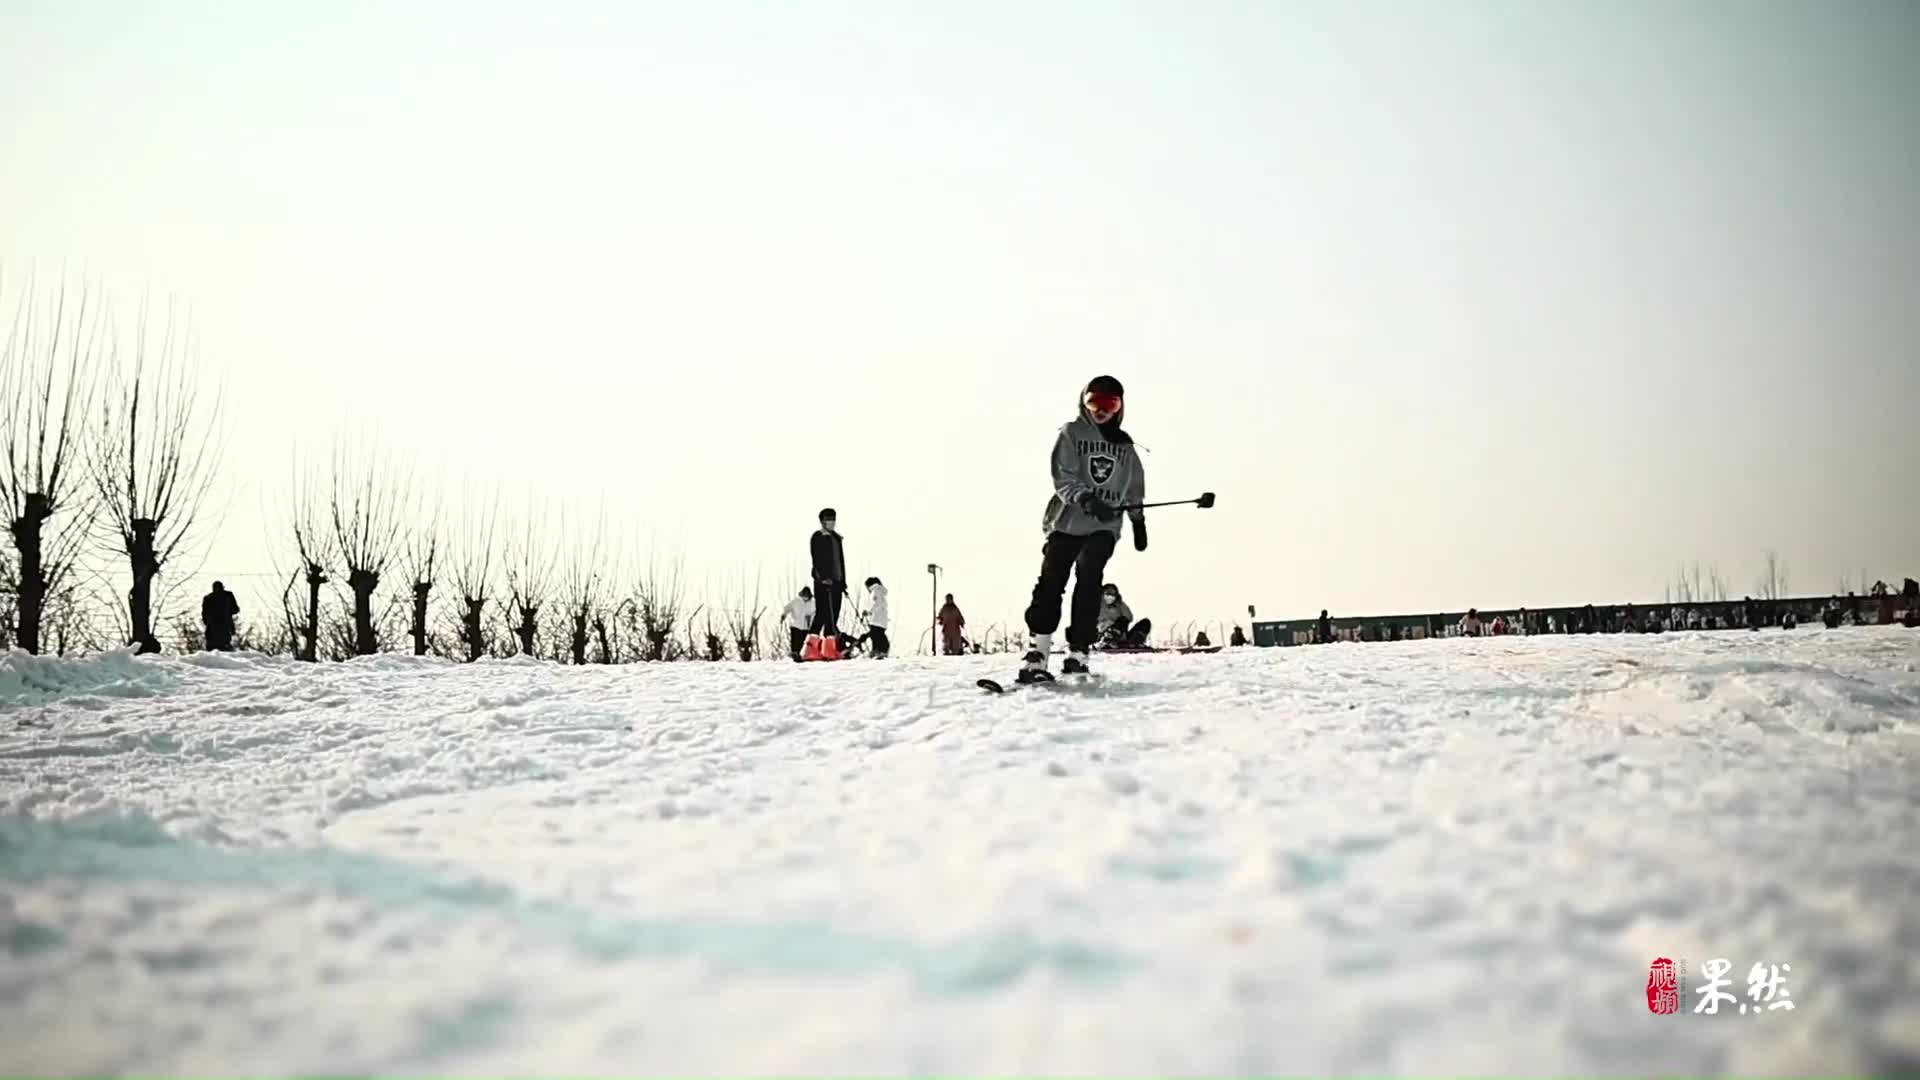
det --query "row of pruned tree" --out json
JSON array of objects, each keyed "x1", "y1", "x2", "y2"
[
  {"x1": 268, "y1": 461, "x2": 802, "y2": 664},
  {"x1": 0, "y1": 271, "x2": 823, "y2": 664},
  {"x1": 1, "y1": 271, "x2": 223, "y2": 656}
]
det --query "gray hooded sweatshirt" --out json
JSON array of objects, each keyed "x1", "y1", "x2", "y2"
[{"x1": 1040, "y1": 391, "x2": 1146, "y2": 537}]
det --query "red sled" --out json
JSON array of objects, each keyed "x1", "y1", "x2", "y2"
[{"x1": 801, "y1": 633, "x2": 844, "y2": 661}]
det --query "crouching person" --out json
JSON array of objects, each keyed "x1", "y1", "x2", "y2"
[{"x1": 784, "y1": 587, "x2": 814, "y2": 661}]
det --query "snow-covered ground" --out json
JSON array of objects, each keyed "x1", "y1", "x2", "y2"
[{"x1": 2, "y1": 629, "x2": 1917, "y2": 1076}]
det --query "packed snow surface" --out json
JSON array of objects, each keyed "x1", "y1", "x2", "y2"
[{"x1": 3, "y1": 629, "x2": 1918, "y2": 1076}]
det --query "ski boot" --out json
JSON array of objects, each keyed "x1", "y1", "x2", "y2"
[
  {"x1": 1061, "y1": 648, "x2": 1091, "y2": 676},
  {"x1": 1017, "y1": 633, "x2": 1054, "y2": 684}
]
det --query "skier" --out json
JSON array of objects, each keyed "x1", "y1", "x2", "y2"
[
  {"x1": 938, "y1": 594, "x2": 967, "y2": 655},
  {"x1": 861, "y1": 576, "x2": 890, "y2": 658},
  {"x1": 783, "y1": 586, "x2": 815, "y2": 661},
  {"x1": 201, "y1": 581, "x2": 240, "y2": 651},
  {"x1": 809, "y1": 508, "x2": 848, "y2": 644},
  {"x1": 1018, "y1": 375, "x2": 1147, "y2": 683}
]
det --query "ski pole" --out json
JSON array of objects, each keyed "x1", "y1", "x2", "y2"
[{"x1": 1115, "y1": 491, "x2": 1216, "y2": 513}]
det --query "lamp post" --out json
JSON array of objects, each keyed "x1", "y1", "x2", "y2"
[{"x1": 927, "y1": 563, "x2": 941, "y2": 657}]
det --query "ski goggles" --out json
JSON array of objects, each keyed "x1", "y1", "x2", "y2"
[{"x1": 1084, "y1": 391, "x2": 1123, "y2": 415}]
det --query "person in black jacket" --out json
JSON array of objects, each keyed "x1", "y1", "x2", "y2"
[
  {"x1": 201, "y1": 581, "x2": 240, "y2": 651},
  {"x1": 809, "y1": 508, "x2": 848, "y2": 640}
]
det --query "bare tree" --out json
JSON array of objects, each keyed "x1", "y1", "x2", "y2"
[
  {"x1": 503, "y1": 503, "x2": 556, "y2": 658},
  {"x1": 682, "y1": 599, "x2": 705, "y2": 660},
  {"x1": 598, "y1": 595, "x2": 641, "y2": 664},
  {"x1": 0, "y1": 544, "x2": 15, "y2": 650},
  {"x1": 448, "y1": 489, "x2": 501, "y2": 662},
  {"x1": 635, "y1": 550, "x2": 685, "y2": 661},
  {"x1": 723, "y1": 568, "x2": 767, "y2": 662},
  {"x1": 1, "y1": 271, "x2": 104, "y2": 654},
  {"x1": 591, "y1": 598, "x2": 622, "y2": 664},
  {"x1": 170, "y1": 609, "x2": 207, "y2": 653},
  {"x1": 285, "y1": 462, "x2": 334, "y2": 662},
  {"x1": 761, "y1": 609, "x2": 789, "y2": 663},
  {"x1": 330, "y1": 440, "x2": 409, "y2": 656},
  {"x1": 402, "y1": 493, "x2": 442, "y2": 657},
  {"x1": 1667, "y1": 563, "x2": 1696, "y2": 606},
  {"x1": 41, "y1": 580, "x2": 112, "y2": 656},
  {"x1": 1668, "y1": 562, "x2": 1730, "y2": 605},
  {"x1": 557, "y1": 506, "x2": 609, "y2": 665},
  {"x1": 90, "y1": 294, "x2": 224, "y2": 653},
  {"x1": 1756, "y1": 550, "x2": 1790, "y2": 602}
]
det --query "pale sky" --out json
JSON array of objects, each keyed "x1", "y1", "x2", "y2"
[{"x1": 3, "y1": 0, "x2": 1916, "y2": 647}]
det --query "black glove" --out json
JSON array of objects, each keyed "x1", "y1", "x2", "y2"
[
  {"x1": 1130, "y1": 516, "x2": 1147, "y2": 552},
  {"x1": 1077, "y1": 490, "x2": 1120, "y2": 522}
]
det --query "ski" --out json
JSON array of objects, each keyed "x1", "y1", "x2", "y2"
[
  {"x1": 1097, "y1": 644, "x2": 1223, "y2": 655},
  {"x1": 978, "y1": 672, "x2": 1105, "y2": 694}
]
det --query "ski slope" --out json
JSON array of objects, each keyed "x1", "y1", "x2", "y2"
[{"x1": 2, "y1": 629, "x2": 1917, "y2": 1076}]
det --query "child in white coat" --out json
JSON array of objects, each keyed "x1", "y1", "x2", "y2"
[
  {"x1": 861, "y1": 577, "x2": 890, "y2": 658},
  {"x1": 784, "y1": 587, "x2": 815, "y2": 661}
]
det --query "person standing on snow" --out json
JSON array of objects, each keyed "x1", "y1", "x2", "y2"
[
  {"x1": 1019, "y1": 375, "x2": 1147, "y2": 682},
  {"x1": 784, "y1": 586, "x2": 815, "y2": 661},
  {"x1": 809, "y1": 508, "x2": 848, "y2": 642},
  {"x1": 201, "y1": 581, "x2": 240, "y2": 652},
  {"x1": 938, "y1": 593, "x2": 966, "y2": 655},
  {"x1": 861, "y1": 577, "x2": 890, "y2": 658}
]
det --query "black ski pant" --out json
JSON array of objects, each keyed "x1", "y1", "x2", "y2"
[
  {"x1": 789, "y1": 627, "x2": 809, "y2": 660},
  {"x1": 1024, "y1": 529, "x2": 1118, "y2": 652},
  {"x1": 865, "y1": 626, "x2": 890, "y2": 658},
  {"x1": 811, "y1": 581, "x2": 842, "y2": 636}
]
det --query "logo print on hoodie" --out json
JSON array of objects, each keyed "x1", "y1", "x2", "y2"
[{"x1": 1088, "y1": 454, "x2": 1116, "y2": 485}]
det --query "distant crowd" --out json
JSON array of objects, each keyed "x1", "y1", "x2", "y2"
[{"x1": 1288, "y1": 577, "x2": 1920, "y2": 646}]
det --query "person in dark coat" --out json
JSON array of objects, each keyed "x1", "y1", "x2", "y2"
[
  {"x1": 809, "y1": 508, "x2": 848, "y2": 640},
  {"x1": 201, "y1": 581, "x2": 240, "y2": 651},
  {"x1": 938, "y1": 594, "x2": 966, "y2": 655}
]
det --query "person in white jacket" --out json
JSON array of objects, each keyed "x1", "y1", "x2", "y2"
[
  {"x1": 784, "y1": 587, "x2": 815, "y2": 661},
  {"x1": 860, "y1": 577, "x2": 890, "y2": 658}
]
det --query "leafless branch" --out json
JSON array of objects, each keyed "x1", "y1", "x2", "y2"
[
  {"x1": 403, "y1": 488, "x2": 442, "y2": 657},
  {"x1": 503, "y1": 497, "x2": 556, "y2": 658},
  {"x1": 723, "y1": 566, "x2": 768, "y2": 662},
  {"x1": 558, "y1": 502, "x2": 609, "y2": 664},
  {"x1": 89, "y1": 290, "x2": 226, "y2": 651},
  {"x1": 635, "y1": 547, "x2": 685, "y2": 661},
  {"x1": 1, "y1": 266, "x2": 106, "y2": 653},
  {"x1": 330, "y1": 436, "x2": 410, "y2": 655}
]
